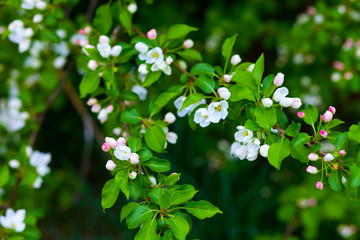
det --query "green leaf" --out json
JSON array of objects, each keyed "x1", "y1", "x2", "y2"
[
  {"x1": 329, "y1": 170, "x2": 344, "y2": 191},
  {"x1": 184, "y1": 200, "x2": 222, "y2": 219},
  {"x1": 229, "y1": 85, "x2": 255, "y2": 102},
  {"x1": 177, "y1": 49, "x2": 202, "y2": 61},
  {"x1": 128, "y1": 176, "x2": 142, "y2": 200},
  {"x1": 165, "y1": 173, "x2": 181, "y2": 185},
  {"x1": 167, "y1": 213, "x2": 190, "y2": 240},
  {"x1": 348, "y1": 124, "x2": 360, "y2": 144},
  {"x1": 194, "y1": 74, "x2": 215, "y2": 94},
  {"x1": 93, "y1": 4, "x2": 113, "y2": 34},
  {"x1": 231, "y1": 71, "x2": 258, "y2": 92},
  {"x1": 252, "y1": 54, "x2": 264, "y2": 85},
  {"x1": 119, "y1": 6, "x2": 132, "y2": 35},
  {"x1": 143, "y1": 157, "x2": 171, "y2": 172},
  {"x1": 134, "y1": 218, "x2": 157, "y2": 240},
  {"x1": 126, "y1": 206, "x2": 154, "y2": 229},
  {"x1": 0, "y1": 165, "x2": 9, "y2": 188},
  {"x1": 142, "y1": 71, "x2": 162, "y2": 87},
  {"x1": 180, "y1": 93, "x2": 205, "y2": 111},
  {"x1": 127, "y1": 137, "x2": 142, "y2": 152},
  {"x1": 290, "y1": 133, "x2": 311, "y2": 164},
  {"x1": 285, "y1": 122, "x2": 301, "y2": 137},
  {"x1": 151, "y1": 86, "x2": 185, "y2": 116},
  {"x1": 159, "y1": 189, "x2": 171, "y2": 209},
  {"x1": 350, "y1": 164, "x2": 360, "y2": 187},
  {"x1": 115, "y1": 170, "x2": 130, "y2": 199},
  {"x1": 222, "y1": 34, "x2": 237, "y2": 63},
  {"x1": 145, "y1": 126, "x2": 166, "y2": 153},
  {"x1": 79, "y1": 72, "x2": 101, "y2": 98},
  {"x1": 138, "y1": 148, "x2": 153, "y2": 162},
  {"x1": 120, "y1": 202, "x2": 139, "y2": 222},
  {"x1": 167, "y1": 24, "x2": 198, "y2": 40},
  {"x1": 149, "y1": 188, "x2": 160, "y2": 205},
  {"x1": 302, "y1": 104, "x2": 318, "y2": 126},
  {"x1": 171, "y1": 190, "x2": 198, "y2": 205},
  {"x1": 163, "y1": 229, "x2": 177, "y2": 240},
  {"x1": 325, "y1": 119, "x2": 344, "y2": 130},
  {"x1": 244, "y1": 119, "x2": 262, "y2": 131},
  {"x1": 254, "y1": 107, "x2": 277, "y2": 131},
  {"x1": 101, "y1": 179, "x2": 120, "y2": 211},
  {"x1": 190, "y1": 63, "x2": 214, "y2": 76},
  {"x1": 120, "y1": 109, "x2": 141, "y2": 124},
  {"x1": 268, "y1": 139, "x2": 291, "y2": 170}
]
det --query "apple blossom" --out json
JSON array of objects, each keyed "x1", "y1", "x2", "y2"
[
  {"x1": 291, "y1": 98, "x2": 302, "y2": 109},
  {"x1": 151, "y1": 60, "x2": 171, "y2": 75},
  {"x1": 217, "y1": 87, "x2": 231, "y2": 100},
  {"x1": 306, "y1": 166, "x2": 317, "y2": 174},
  {"x1": 223, "y1": 74, "x2": 232, "y2": 83},
  {"x1": 127, "y1": 3, "x2": 137, "y2": 13},
  {"x1": 138, "y1": 63, "x2": 148, "y2": 75},
  {"x1": 9, "y1": 159, "x2": 20, "y2": 169},
  {"x1": 183, "y1": 39, "x2": 194, "y2": 49},
  {"x1": 321, "y1": 110, "x2": 333, "y2": 122},
  {"x1": 320, "y1": 130, "x2": 328, "y2": 138},
  {"x1": 273, "y1": 73, "x2": 284, "y2": 86},
  {"x1": 114, "y1": 145, "x2": 131, "y2": 160},
  {"x1": 29, "y1": 151, "x2": 51, "y2": 177},
  {"x1": 344, "y1": 71, "x2": 353, "y2": 80},
  {"x1": 135, "y1": 42, "x2": 149, "y2": 53},
  {"x1": 231, "y1": 54, "x2": 241, "y2": 65},
  {"x1": 132, "y1": 85, "x2": 148, "y2": 101},
  {"x1": 91, "y1": 104, "x2": 101, "y2": 113},
  {"x1": 315, "y1": 181, "x2": 324, "y2": 190},
  {"x1": 130, "y1": 153, "x2": 140, "y2": 164},
  {"x1": 261, "y1": 98, "x2": 273, "y2": 108},
  {"x1": 147, "y1": 29, "x2": 157, "y2": 39},
  {"x1": 174, "y1": 96, "x2": 205, "y2": 117},
  {"x1": 117, "y1": 137, "x2": 127, "y2": 146},
  {"x1": 324, "y1": 153, "x2": 334, "y2": 161},
  {"x1": 33, "y1": 14, "x2": 43, "y2": 23},
  {"x1": 35, "y1": 1, "x2": 46, "y2": 10},
  {"x1": 164, "y1": 112, "x2": 176, "y2": 124},
  {"x1": 33, "y1": 177, "x2": 43, "y2": 189},
  {"x1": 297, "y1": 111, "x2": 305, "y2": 118},
  {"x1": 0, "y1": 209, "x2": 26, "y2": 232},
  {"x1": 106, "y1": 105, "x2": 114, "y2": 113},
  {"x1": 280, "y1": 97, "x2": 295, "y2": 107},
  {"x1": 97, "y1": 42, "x2": 112, "y2": 58},
  {"x1": 110, "y1": 45, "x2": 122, "y2": 57},
  {"x1": 105, "y1": 137, "x2": 117, "y2": 149},
  {"x1": 208, "y1": 100, "x2": 229, "y2": 123},
  {"x1": 97, "y1": 109, "x2": 108, "y2": 123},
  {"x1": 333, "y1": 61, "x2": 344, "y2": 71},
  {"x1": 99, "y1": 35, "x2": 110, "y2": 44},
  {"x1": 247, "y1": 149, "x2": 259, "y2": 161},
  {"x1": 105, "y1": 160, "x2": 116, "y2": 171},
  {"x1": 260, "y1": 144, "x2": 270, "y2": 158},
  {"x1": 113, "y1": 128, "x2": 122, "y2": 136},
  {"x1": 87, "y1": 98, "x2": 97, "y2": 106},
  {"x1": 144, "y1": 47, "x2": 164, "y2": 65},
  {"x1": 231, "y1": 143, "x2": 248, "y2": 160},
  {"x1": 88, "y1": 60, "x2": 98, "y2": 71},
  {"x1": 165, "y1": 56, "x2": 173, "y2": 65},
  {"x1": 235, "y1": 126, "x2": 253, "y2": 143},
  {"x1": 129, "y1": 171, "x2": 137, "y2": 179},
  {"x1": 308, "y1": 153, "x2": 318, "y2": 161},
  {"x1": 339, "y1": 150, "x2": 346, "y2": 156},
  {"x1": 329, "y1": 106, "x2": 336, "y2": 115},
  {"x1": 101, "y1": 143, "x2": 110, "y2": 152},
  {"x1": 194, "y1": 108, "x2": 211, "y2": 127},
  {"x1": 166, "y1": 132, "x2": 178, "y2": 144},
  {"x1": 273, "y1": 87, "x2": 289, "y2": 102}
]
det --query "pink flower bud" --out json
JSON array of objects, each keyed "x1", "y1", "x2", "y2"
[
  {"x1": 291, "y1": 98, "x2": 302, "y2": 109},
  {"x1": 308, "y1": 153, "x2": 318, "y2": 161},
  {"x1": 315, "y1": 181, "x2": 323, "y2": 190},
  {"x1": 223, "y1": 74, "x2": 232, "y2": 83},
  {"x1": 297, "y1": 111, "x2": 305, "y2": 118},
  {"x1": 306, "y1": 6, "x2": 316, "y2": 15},
  {"x1": 320, "y1": 130, "x2": 328, "y2": 138},
  {"x1": 166, "y1": 132, "x2": 178, "y2": 144},
  {"x1": 130, "y1": 153, "x2": 140, "y2": 164},
  {"x1": 91, "y1": 104, "x2": 101, "y2": 113},
  {"x1": 183, "y1": 39, "x2": 194, "y2": 49},
  {"x1": 146, "y1": 29, "x2": 157, "y2": 39},
  {"x1": 321, "y1": 110, "x2": 333, "y2": 122},
  {"x1": 306, "y1": 165, "x2": 317, "y2": 174},
  {"x1": 333, "y1": 61, "x2": 344, "y2": 71},
  {"x1": 273, "y1": 73, "x2": 284, "y2": 86},
  {"x1": 101, "y1": 143, "x2": 110, "y2": 152},
  {"x1": 106, "y1": 105, "x2": 114, "y2": 113},
  {"x1": 129, "y1": 171, "x2": 137, "y2": 179},
  {"x1": 105, "y1": 160, "x2": 116, "y2": 171},
  {"x1": 87, "y1": 98, "x2": 97, "y2": 106},
  {"x1": 329, "y1": 106, "x2": 336, "y2": 115},
  {"x1": 84, "y1": 26, "x2": 91, "y2": 34},
  {"x1": 344, "y1": 71, "x2": 353, "y2": 80},
  {"x1": 164, "y1": 112, "x2": 176, "y2": 124},
  {"x1": 105, "y1": 137, "x2": 117, "y2": 149},
  {"x1": 117, "y1": 137, "x2": 126, "y2": 146},
  {"x1": 230, "y1": 55, "x2": 241, "y2": 65},
  {"x1": 339, "y1": 150, "x2": 346, "y2": 156},
  {"x1": 99, "y1": 35, "x2": 110, "y2": 44},
  {"x1": 79, "y1": 29, "x2": 86, "y2": 35},
  {"x1": 88, "y1": 60, "x2": 98, "y2": 71}
]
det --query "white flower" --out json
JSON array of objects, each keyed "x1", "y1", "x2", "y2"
[
  {"x1": 194, "y1": 108, "x2": 211, "y2": 127},
  {"x1": 111, "y1": 45, "x2": 122, "y2": 57},
  {"x1": 29, "y1": 151, "x2": 51, "y2": 177},
  {"x1": 273, "y1": 87, "x2": 289, "y2": 102},
  {"x1": 144, "y1": 47, "x2": 164, "y2": 65},
  {"x1": 35, "y1": 1, "x2": 46, "y2": 10},
  {"x1": 33, "y1": 176, "x2": 43, "y2": 189},
  {"x1": 166, "y1": 132, "x2": 178, "y2": 144},
  {"x1": 53, "y1": 56, "x2": 66, "y2": 69},
  {"x1": 247, "y1": 64, "x2": 255, "y2": 72},
  {"x1": 273, "y1": 73, "x2": 284, "y2": 86},
  {"x1": 279, "y1": 97, "x2": 294, "y2": 107},
  {"x1": 132, "y1": 85, "x2": 148, "y2": 101},
  {"x1": 99, "y1": 35, "x2": 110, "y2": 44},
  {"x1": 231, "y1": 55, "x2": 241, "y2": 65},
  {"x1": 234, "y1": 126, "x2": 253, "y2": 143},
  {"x1": 233, "y1": 143, "x2": 248, "y2": 160},
  {"x1": 114, "y1": 145, "x2": 131, "y2": 160},
  {"x1": 128, "y1": 3, "x2": 137, "y2": 13},
  {"x1": 33, "y1": 14, "x2": 43, "y2": 23},
  {"x1": 165, "y1": 56, "x2": 173, "y2": 65},
  {"x1": 174, "y1": 96, "x2": 206, "y2": 117},
  {"x1": 138, "y1": 64, "x2": 148, "y2": 75},
  {"x1": 291, "y1": 98, "x2": 302, "y2": 109},
  {"x1": 208, "y1": 100, "x2": 229, "y2": 123},
  {"x1": 97, "y1": 43, "x2": 112, "y2": 58},
  {"x1": 324, "y1": 153, "x2": 334, "y2": 161},
  {"x1": 149, "y1": 176, "x2": 157, "y2": 186},
  {"x1": 246, "y1": 138, "x2": 260, "y2": 152},
  {"x1": 97, "y1": 109, "x2": 108, "y2": 123},
  {"x1": 164, "y1": 112, "x2": 176, "y2": 124},
  {"x1": 151, "y1": 60, "x2": 171, "y2": 75},
  {"x1": 135, "y1": 42, "x2": 149, "y2": 53},
  {"x1": 88, "y1": 60, "x2": 98, "y2": 71},
  {"x1": 9, "y1": 159, "x2": 20, "y2": 169},
  {"x1": 261, "y1": 98, "x2": 273, "y2": 108},
  {"x1": 217, "y1": 87, "x2": 231, "y2": 100},
  {"x1": 246, "y1": 150, "x2": 258, "y2": 161},
  {"x1": 105, "y1": 137, "x2": 117, "y2": 149},
  {"x1": 260, "y1": 144, "x2": 270, "y2": 158},
  {"x1": 105, "y1": 160, "x2": 116, "y2": 171},
  {"x1": 183, "y1": 39, "x2": 194, "y2": 49},
  {"x1": 0, "y1": 209, "x2": 26, "y2": 232}
]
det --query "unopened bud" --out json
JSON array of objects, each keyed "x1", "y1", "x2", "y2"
[
  {"x1": 117, "y1": 137, "x2": 126, "y2": 146},
  {"x1": 315, "y1": 181, "x2": 323, "y2": 190},
  {"x1": 308, "y1": 153, "x2": 318, "y2": 161},
  {"x1": 321, "y1": 110, "x2": 333, "y2": 122},
  {"x1": 273, "y1": 73, "x2": 284, "y2": 86},
  {"x1": 105, "y1": 137, "x2": 117, "y2": 149},
  {"x1": 88, "y1": 60, "x2": 98, "y2": 71},
  {"x1": 130, "y1": 153, "x2": 140, "y2": 164},
  {"x1": 99, "y1": 35, "x2": 110, "y2": 44},
  {"x1": 320, "y1": 130, "x2": 328, "y2": 138},
  {"x1": 231, "y1": 55, "x2": 241, "y2": 65},
  {"x1": 102, "y1": 143, "x2": 110, "y2": 152},
  {"x1": 146, "y1": 29, "x2": 157, "y2": 40},
  {"x1": 105, "y1": 160, "x2": 116, "y2": 171},
  {"x1": 164, "y1": 112, "x2": 176, "y2": 124},
  {"x1": 183, "y1": 39, "x2": 194, "y2": 49},
  {"x1": 129, "y1": 171, "x2": 137, "y2": 179}
]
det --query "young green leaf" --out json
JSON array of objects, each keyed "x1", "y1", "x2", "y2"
[
  {"x1": 252, "y1": 54, "x2": 264, "y2": 85},
  {"x1": 328, "y1": 170, "x2": 344, "y2": 191},
  {"x1": 254, "y1": 107, "x2": 277, "y2": 131},
  {"x1": 222, "y1": 34, "x2": 237, "y2": 63},
  {"x1": 0, "y1": 165, "x2": 9, "y2": 188},
  {"x1": 171, "y1": 190, "x2": 198, "y2": 205},
  {"x1": 126, "y1": 206, "x2": 154, "y2": 229},
  {"x1": 120, "y1": 109, "x2": 141, "y2": 124},
  {"x1": 190, "y1": 63, "x2": 214, "y2": 76},
  {"x1": 128, "y1": 176, "x2": 142, "y2": 200},
  {"x1": 119, "y1": 6, "x2": 132, "y2": 35},
  {"x1": 229, "y1": 85, "x2": 255, "y2": 102},
  {"x1": 145, "y1": 126, "x2": 166, "y2": 153},
  {"x1": 120, "y1": 202, "x2": 139, "y2": 222},
  {"x1": 101, "y1": 179, "x2": 120, "y2": 211},
  {"x1": 267, "y1": 138, "x2": 291, "y2": 170},
  {"x1": 134, "y1": 218, "x2": 157, "y2": 240},
  {"x1": 302, "y1": 104, "x2": 318, "y2": 126},
  {"x1": 285, "y1": 122, "x2": 301, "y2": 137},
  {"x1": 93, "y1": 4, "x2": 113, "y2": 34},
  {"x1": 290, "y1": 133, "x2": 312, "y2": 164},
  {"x1": 159, "y1": 188, "x2": 171, "y2": 209},
  {"x1": 348, "y1": 124, "x2": 360, "y2": 144},
  {"x1": 142, "y1": 71, "x2": 162, "y2": 87},
  {"x1": 115, "y1": 170, "x2": 130, "y2": 199},
  {"x1": 143, "y1": 157, "x2": 171, "y2": 172},
  {"x1": 184, "y1": 200, "x2": 222, "y2": 219},
  {"x1": 177, "y1": 49, "x2": 202, "y2": 62},
  {"x1": 79, "y1": 72, "x2": 101, "y2": 98},
  {"x1": 167, "y1": 24, "x2": 198, "y2": 40},
  {"x1": 127, "y1": 137, "x2": 142, "y2": 152},
  {"x1": 194, "y1": 74, "x2": 215, "y2": 94},
  {"x1": 167, "y1": 213, "x2": 190, "y2": 240}
]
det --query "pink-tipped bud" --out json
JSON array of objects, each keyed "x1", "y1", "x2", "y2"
[
  {"x1": 344, "y1": 71, "x2": 353, "y2": 80},
  {"x1": 308, "y1": 153, "x2": 318, "y2": 161},
  {"x1": 183, "y1": 39, "x2": 194, "y2": 49},
  {"x1": 306, "y1": 166, "x2": 318, "y2": 174},
  {"x1": 105, "y1": 160, "x2": 116, "y2": 171},
  {"x1": 297, "y1": 111, "x2": 305, "y2": 118},
  {"x1": 117, "y1": 137, "x2": 126, "y2": 146},
  {"x1": 79, "y1": 29, "x2": 86, "y2": 35},
  {"x1": 164, "y1": 112, "x2": 176, "y2": 124},
  {"x1": 87, "y1": 98, "x2": 97, "y2": 106},
  {"x1": 99, "y1": 35, "x2": 110, "y2": 44},
  {"x1": 273, "y1": 73, "x2": 284, "y2": 86},
  {"x1": 329, "y1": 106, "x2": 336, "y2": 115},
  {"x1": 306, "y1": 6, "x2": 316, "y2": 15},
  {"x1": 84, "y1": 26, "x2": 91, "y2": 34},
  {"x1": 339, "y1": 150, "x2": 346, "y2": 156},
  {"x1": 291, "y1": 98, "x2": 302, "y2": 109},
  {"x1": 315, "y1": 181, "x2": 323, "y2": 190},
  {"x1": 106, "y1": 105, "x2": 114, "y2": 113},
  {"x1": 166, "y1": 132, "x2": 178, "y2": 144},
  {"x1": 91, "y1": 104, "x2": 101, "y2": 113},
  {"x1": 321, "y1": 110, "x2": 333, "y2": 122},
  {"x1": 129, "y1": 171, "x2": 137, "y2": 179},
  {"x1": 320, "y1": 130, "x2": 328, "y2": 138},
  {"x1": 223, "y1": 74, "x2": 232, "y2": 83},
  {"x1": 130, "y1": 153, "x2": 140, "y2": 164},
  {"x1": 88, "y1": 60, "x2": 98, "y2": 71},
  {"x1": 333, "y1": 61, "x2": 344, "y2": 71},
  {"x1": 105, "y1": 137, "x2": 117, "y2": 149},
  {"x1": 102, "y1": 143, "x2": 110, "y2": 152},
  {"x1": 230, "y1": 55, "x2": 241, "y2": 65},
  {"x1": 146, "y1": 29, "x2": 157, "y2": 39}
]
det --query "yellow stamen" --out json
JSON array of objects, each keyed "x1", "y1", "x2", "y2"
[
  {"x1": 153, "y1": 53, "x2": 159, "y2": 58},
  {"x1": 215, "y1": 105, "x2": 221, "y2": 111}
]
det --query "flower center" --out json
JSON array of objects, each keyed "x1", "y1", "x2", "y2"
[
  {"x1": 243, "y1": 132, "x2": 249, "y2": 137},
  {"x1": 152, "y1": 52, "x2": 159, "y2": 58},
  {"x1": 215, "y1": 105, "x2": 221, "y2": 111},
  {"x1": 11, "y1": 222, "x2": 15, "y2": 228},
  {"x1": 203, "y1": 115, "x2": 208, "y2": 118}
]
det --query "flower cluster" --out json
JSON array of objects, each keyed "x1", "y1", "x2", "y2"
[
  {"x1": 8, "y1": 20, "x2": 34, "y2": 53},
  {"x1": 21, "y1": 0, "x2": 47, "y2": 10},
  {"x1": 86, "y1": 98, "x2": 114, "y2": 124},
  {"x1": 0, "y1": 208, "x2": 26, "y2": 232},
  {"x1": 28, "y1": 147, "x2": 52, "y2": 189},
  {"x1": 231, "y1": 126, "x2": 269, "y2": 161},
  {"x1": 71, "y1": 26, "x2": 91, "y2": 47}
]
